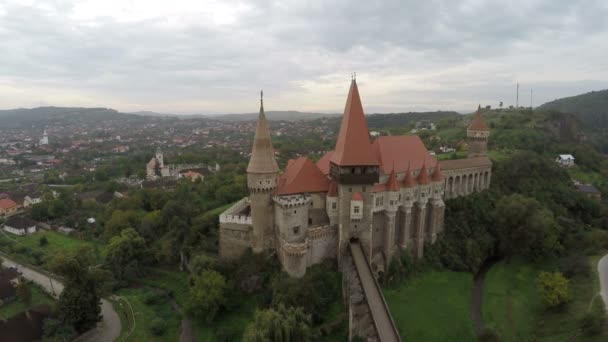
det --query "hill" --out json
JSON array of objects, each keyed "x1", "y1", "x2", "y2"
[
  {"x1": 210, "y1": 110, "x2": 339, "y2": 122},
  {"x1": 537, "y1": 89, "x2": 608, "y2": 130},
  {"x1": 0, "y1": 107, "x2": 147, "y2": 129}
]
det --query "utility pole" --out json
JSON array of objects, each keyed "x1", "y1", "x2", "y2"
[
  {"x1": 516, "y1": 83, "x2": 519, "y2": 108},
  {"x1": 530, "y1": 88, "x2": 533, "y2": 108}
]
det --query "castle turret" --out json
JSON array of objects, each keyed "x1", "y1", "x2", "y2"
[
  {"x1": 247, "y1": 91, "x2": 279, "y2": 253},
  {"x1": 467, "y1": 105, "x2": 490, "y2": 157},
  {"x1": 329, "y1": 78, "x2": 379, "y2": 263}
]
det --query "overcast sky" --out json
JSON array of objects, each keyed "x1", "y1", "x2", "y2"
[{"x1": 1, "y1": 0, "x2": 607, "y2": 114}]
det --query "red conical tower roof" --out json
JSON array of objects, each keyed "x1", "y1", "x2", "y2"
[
  {"x1": 247, "y1": 91, "x2": 279, "y2": 174},
  {"x1": 387, "y1": 166, "x2": 399, "y2": 192},
  {"x1": 432, "y1": 161, "x2": 443, "y2": 182},
  {"x1": 469, "y1": 105, "x2": 489, "y2": 131},
  {"x1": 330, "y1": 79, "x2": 378, "y2": 166},
  {"x1": 417, "y1": 162, "x2": 430, "y2": 185},
  {"x1": 403, "y1": 162, "x2": 417, "y2": 188}
]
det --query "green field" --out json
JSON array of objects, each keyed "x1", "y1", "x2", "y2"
[
  {"x1": 118, "y1": 286, "x2": 182, "y2": 342},
  {"x1": 0, "y1": 230, "x2": 102, "y2": 265},
  {"x1": 482, "y1": 257, "x2": 608, "y2": 341},
  {"x1": 384, "y1": 270, "x2": 476, "y2": 341},
  {"x1": 0, "y1": 283, "x2": 55, "y2": 320},
  {"x1": 481, "y1": 260, "x2": 541, "y2": 341}
]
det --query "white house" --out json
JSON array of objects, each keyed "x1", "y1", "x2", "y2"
[
  {"x1": 556, "y1": 154, "x2": 575, "y2": 167},
  {"x1": 3, "y1": 217, "x2": 37, "y2": 235}
]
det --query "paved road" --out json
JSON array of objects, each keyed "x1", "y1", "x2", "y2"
[
  {"x1": 598, "y1": 254, "x2": 608, "y2": 308},
  {"x1": 1, "y1": 255, "x2": 121, "y2": 342},
  {"x1": 350, "y1": 242, "x2": 400, "y2": 342}
]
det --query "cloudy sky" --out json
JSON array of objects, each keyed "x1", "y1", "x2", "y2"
[{"x1": 1, "y1": 0, "x2": 608, "y2": 114}]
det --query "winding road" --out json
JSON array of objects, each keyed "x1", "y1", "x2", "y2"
[
  {"x1": 1, "y1": 254, "x2": 121, "y2": 342},
  {"x1": 598, "y1": 254, "x2": 608, "y2": 308}
]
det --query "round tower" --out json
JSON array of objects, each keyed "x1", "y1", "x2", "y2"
[
  {"x1": 247, "y1": 91, "x2": 279, "y2": 253},
  {"x1": 467, "y1": 105, "x2": 490, "y2": 157}
]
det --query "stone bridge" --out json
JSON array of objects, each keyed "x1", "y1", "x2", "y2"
[{"x1": 346, "y1": 241, "x2": 401, "y2": 342}]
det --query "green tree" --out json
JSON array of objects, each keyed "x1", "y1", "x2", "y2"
[
  {"x1": 537, "y1": 271, "x2": 570, "y2": 308},
  {"x1": 49, "y1": 246, "x2": 102, "y2": 333},
  {"x1": 105, "y1": 228, "x2": 147, "y2": 282},
  {"x1": 16, "y1": 277, "x2": 32, "y2": 311},
  {"x1": 494, "y1": 194, "x2": 561, "y2": 260},
  {"x1": 243, "y1": 304, "x2": 314, "y2": 342},
  {"x1": 187, "y1": 269, "x2": 227, "y2": 322}
]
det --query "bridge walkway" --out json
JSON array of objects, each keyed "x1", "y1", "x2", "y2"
[{"x1": 349, "y1": 241, "x2": 401, "y2": 342}]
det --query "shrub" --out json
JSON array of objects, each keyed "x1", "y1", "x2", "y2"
[
  {"x1": 39, "y1": 236, "x2": 49, "y2": 247},
  {"x1": 143, "y1": 290, "x2": 166, "y2": 305},
  {"x1": 537, "y1": 271, "x2": 570, "y2": 308},
  {"x1": 149, "y1": 317, "x2": 167, "y2": 336},
  {"x1": 478, "y1": 326, "x2": 500, "y2": 342}
]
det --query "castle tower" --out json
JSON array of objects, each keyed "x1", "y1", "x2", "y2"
[
  {"x1": 329, "y1": 79, "x2": 379, "y2": 264},
  {"x1": 399, "y1": 163, "x2": 417, "y2": 250},
  {"x1": 413, "y1": 162, "x2": 431, "y2": 259},
  {"x1": 467, "y1": 105, "x2": 490, "y2": 157},
  {"x1": 247, "y1": 91, "x2": 279, "y2": 253},
  {"x1": 155, "y1": 147, "x2": 164, "y2": 168},
  {"x1": 429, "y1": 161, "x2": 445, "y2": 242}
]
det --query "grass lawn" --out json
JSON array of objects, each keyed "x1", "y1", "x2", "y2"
[
  {"x1": 567, "y1": 166, "x2": 604, "y2": 185},
  {"x1": 482, "y1": 259, "x2": 541, "y2": 341},
  {"x1": 0, "y1": 283, "x2": 55, "y2": 320},
  {"x1": 0, "y1": 230, "x2": 103, "y2": 265},
  {"x1": 482, "y1": 256, "x2": 608, "y2": 342},
  {"x1": 383, "y1": 270, "x2": 476, "y2": 341},
  {"x1": 118, "y1": 286, "x2": 182, "y2": 342}
]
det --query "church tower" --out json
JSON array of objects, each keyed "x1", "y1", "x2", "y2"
[
  {"x1": 329, "y1": 79, "x2": 379, "y2": 264},
  {"x1": 247, "y1": 91, "x2": 279, "y2": 253},
  {"x1": 155, "y1": 147, "x2": 164, "y2": 168},
  {"x1": 467, "y1": 105, "x2": 490, "y2": 157}
]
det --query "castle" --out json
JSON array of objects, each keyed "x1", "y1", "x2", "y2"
[{"x1": 219, "y1": 80, "x2": 492, "y2": 277}]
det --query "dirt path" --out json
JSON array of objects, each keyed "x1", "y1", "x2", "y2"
[
  {"x1": 471, "y1": 259, "x2": 499, "y2": 335},
  {"x1": 170, "y1": 298, "x2": 193, "y2": 342}
]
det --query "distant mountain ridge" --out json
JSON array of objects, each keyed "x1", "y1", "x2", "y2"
[{"x1": 537, "y1": 89, "x2": 608, "y2": 129}]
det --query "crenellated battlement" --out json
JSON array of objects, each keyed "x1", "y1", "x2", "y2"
[
  {"x1": 219, "y1": 198, "x2": 253, "y2": 225},
  {"x1": 273, "y1": 194, "x2": 311, "y2": 208}
]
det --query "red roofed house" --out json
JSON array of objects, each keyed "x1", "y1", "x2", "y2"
[
  {"x1": 219, "y1": 80, "x2": 492, "y2": 279},
  {"x1": 0, "y1": 199, "x2": 18, "y2": 217}
]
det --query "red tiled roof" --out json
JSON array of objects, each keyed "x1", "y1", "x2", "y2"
[
  {"x1": 327, "y1": 181, "x2": 337, "y2": 197},
  {"x1": 469, "y1": 105, "x2": 488, "y2": 131},
  {"x1": 351, "y1": 192, "x2": 363, "y2": 201},
  {"x1": 438, "y1": 156, "x2": 492, "y2": 170},
  {"x1": 403, "y1": 163, "x2": 417, "y2": 188},
  {"x1": 0, "y1": 199, "x2": 17, "y2": 210},
  {"x1": 316, "y1": 151, "x2": 333, "y2": 175},
  {"x1": 372, "y1": 183, "x2": 387, "y2": 192},
  {"x1": 432, "y1": 161, "x2": 443, "y2": 182},
  {"x1": 417, "y1": 162, "x2": 431, "y2": 185},
  {"x1": 330, "y1": 80, "x2": 378, "y2": 166},
  {"x1": 371, "y1": 135, "x2": 436, "y2": 174},
  {"x1": 387, "y1": 167, "x2": 399, "y2": 191},
  {"x1": 275, "y1": 157, "x2": 330, "y2": 195}
]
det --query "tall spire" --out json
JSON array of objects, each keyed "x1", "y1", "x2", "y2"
[
  {"x1": 387, "y1": 164, "x2": 399, "y2": 191},
  {"x1": 330, "y1": 79, "x2": 378, "y2": 166},
  {"x1": 403, "y1": 162, "x2": 417, "y2": 188},
  {"x1": 247, "y1": 91, "x2": 279, "y2": 173},
  {"x1": 417, "y1": 161, "x2": 430, "y2": 185},
  {"x1": 469, "y1": 105, "x2": 488, "y2": 131}
]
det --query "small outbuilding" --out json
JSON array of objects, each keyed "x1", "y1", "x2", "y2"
[
  {"x1": 3, "y1": 216, "x2": 37, "y2": 235},
  {"x1": 556, "y1": 154, "x2": 575, "y2": 167}
]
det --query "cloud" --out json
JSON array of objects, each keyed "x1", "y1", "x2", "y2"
[{"x1": 0, "y1": 0, "x2": 607, "y2": 114}]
